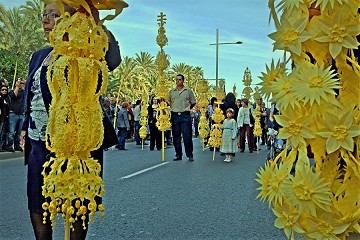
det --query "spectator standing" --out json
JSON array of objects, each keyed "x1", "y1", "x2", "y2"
[
  {"x1": 133, "y1": 99, "x2": 146, "y2": 145},
  {"x1": 116, "y1": 102, "x2": 130, "y2": 150},
  {"x1": 102, "y1": 98, "x2": 110, "y2": 116},
  {"x1": 0, "y1": 85, "x2": 9, "y2": 151},
  {"x1": 237, "y1": 98, "x2": 255, "y2": 153},
  {"x1": 126, "y1": 102, "x2": 134, "y2": 139},
  {"x1": 260, "y1": 102, "x2": 268, "y2": 145},
  {"x1": 148, "y1": 97, "x2": 162, "y2": 150},
  {"x1": 108, "y1": 96, "x2": 116, "y2": 125},
  {"x1": 165, "y1": 105, "x2": 173, "y2": 145},
  {"x1": 221, "y1": 92, "x2": 238, "y2": 120},
  {"x1": 167, "y1": 74, "x2": 196, "y2": 161},
  {"x1": 6, "y1": 77, "x2": 26, "y2": 152},
  {"x1": 192, "y1": 105, "x2": 200, "y2": 137}
]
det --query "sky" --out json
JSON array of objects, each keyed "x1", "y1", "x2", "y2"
[{"x1": 3, "y1": 0, "x2": 284, "y2": 96}]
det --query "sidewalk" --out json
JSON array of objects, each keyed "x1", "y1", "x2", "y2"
[{"x1": 0, "y1": 151, "x2": 23, "y2": 160}]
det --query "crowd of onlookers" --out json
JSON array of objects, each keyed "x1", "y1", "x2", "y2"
[
  {"x1": 0, "y1": 77, "x2": 26, "y2": 152},
  {"x1": 100, "y1": 92, "x2": 280, "y2": 153},
  {"x1": 101, "y1": 96, "x2": 173, "y2": 151}
]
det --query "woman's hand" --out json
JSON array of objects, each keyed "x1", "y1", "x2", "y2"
[{"x1": 20, "y1": 130, "x2": 26, "y2": 151}]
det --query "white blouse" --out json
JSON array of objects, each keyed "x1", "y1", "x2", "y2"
[{"x1": 237, "y1": 107, "x2": 254, "y2": 128}]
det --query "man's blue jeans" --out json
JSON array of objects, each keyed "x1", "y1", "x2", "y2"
[
  {"x1": 8, "y1": 113, "x2": 25, "y2": 147},
  {"x1": 117, "y1": 128, "x2": 128, "y2": 149},
  {"x1": 171, "y1": 112, "x2": 193, "y2": 158},
  {"x1": 134, "y1": 121, "x2": 141, "y2": 144}
]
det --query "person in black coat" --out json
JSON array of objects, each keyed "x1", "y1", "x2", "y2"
[
  {"x1": 0, "y1": 85, "x2": 9, "y2": 150},
  {"x1": 147, "y1": 97, "x2": 162, "y2": 150},
  {"x1": 221, "y1": 92, "x2": 238, "y2": 120}
]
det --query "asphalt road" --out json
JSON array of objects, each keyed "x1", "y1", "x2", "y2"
[{"x1": 0, "y1": 138, "x2": 287, "y2": 240}]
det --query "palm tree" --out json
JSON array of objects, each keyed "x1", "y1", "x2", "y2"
[
  {"x1": 106, "y1": 54, "x2": 208, "y2": 104},
  {"x1": 134, "y1": 51, "x2": 157, "y2": 98},
  {"x1": 107, "y1": 56, "x2": 139, "y2": 102},
  {"x1": 0, "y1": 6, "x2": 29, "y2": 83},
  {"x1": 20, "y1": 0, "x2": 46, "y2": 55}
]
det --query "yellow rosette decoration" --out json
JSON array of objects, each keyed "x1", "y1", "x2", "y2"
[
  {"x1": 139, "y1": 91, "x2": 149, "y2": 150},
  {"x1": 41, "y1": 0, "x2": 127, "y2": 238},
  {"x1": 197, "y1": 80, "x2": 210, "y2": 150},
  {"x1": 256, "y1": 1, "x2": 360, "y2": 239},
  {"x1": 155, "y1": 12, "x2": 171, "y2": 161},
  {"x1": 208, "y1": 80, "x2": 225, "y2": 161},
  {"x1": 252, "y1": 88, "x2": 262, "y2": 148}
]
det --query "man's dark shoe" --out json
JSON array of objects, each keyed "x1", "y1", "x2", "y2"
[
  {"x1": 119, "y1": 148, "x2": 127, "y2": 151},
  {"x1": 188, "y1": 157, "x2": 194, "y2": 162},
  {"x1": 14, "y1": 145, "x2": 23, "y2": 152},
  {"x1": 173, "y1": 157, "x2": 182, "y2": 161}
]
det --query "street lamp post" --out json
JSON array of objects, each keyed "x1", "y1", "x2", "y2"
[{"x1": 210, "y1": 28, "x2": 242, "y2": 90}]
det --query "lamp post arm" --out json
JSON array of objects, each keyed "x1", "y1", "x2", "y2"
[{"x1": 210, "y1": 41, "x2": 243, "y2": 45}]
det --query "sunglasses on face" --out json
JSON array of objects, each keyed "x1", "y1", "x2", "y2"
[
  {"x1": 39, "y1": 12, "x2": 60, "y2": 21},
  {"x1": 1, "y1": 88, "x2": 8, "y2": 92}
]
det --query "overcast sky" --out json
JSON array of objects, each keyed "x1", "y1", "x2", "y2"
[{"x1": 3, "y1": 0, "x2": 284, "y2": 96}]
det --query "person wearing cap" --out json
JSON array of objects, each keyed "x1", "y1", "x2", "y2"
[
  {"x1": 236, "y1": 98, "x2": 255, "y2": 153},
  {"x1": 167, "y1": 74, "x2": 196, "y2": 161}
]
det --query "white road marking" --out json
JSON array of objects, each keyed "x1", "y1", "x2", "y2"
[{"x1": 120, "y1": 162, "x2": 169, "y2": 180}]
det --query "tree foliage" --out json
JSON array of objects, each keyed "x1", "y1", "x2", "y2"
[{"x1": 0, "y1": 0, "x2": 46, "y2": 85}]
